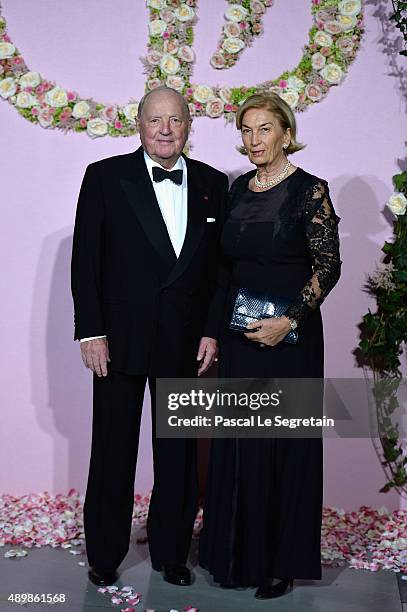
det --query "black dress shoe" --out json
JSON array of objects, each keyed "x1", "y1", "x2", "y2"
[
  {"x1": 162, "y1": 563, "x2": 192, "y2": 586},
  {"x1": 254, "y1": 577, "x2": 293, "y2": 599},
  {"x1": 88, "y1": 567, "x2": 118, "y2": 586}
]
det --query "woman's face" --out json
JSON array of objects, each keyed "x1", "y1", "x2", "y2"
[{"x1": 241, "y1": 107, "x2": 290, "y2": 168}]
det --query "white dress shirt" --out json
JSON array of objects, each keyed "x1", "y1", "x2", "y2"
[{"x1": 80, "y1": 151, "x2": 188, "y2": 343}]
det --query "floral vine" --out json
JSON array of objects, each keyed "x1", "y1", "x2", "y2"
[
  {"x1": 0, "y1": 1, "x2": 364, "y2": 137},
  {"x1": 356, "y1": 0, "x2": 406, "y2": 495}
]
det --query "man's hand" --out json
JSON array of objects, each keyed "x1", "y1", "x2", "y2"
[
  {"x1": 197, "y1": 337, "x2": 218, "y2": 376},
  {"x1": 80, "y1": 337, "x2": 110, "y2": 377},
  {"x1": 244, "y1": 316, "x2": 291, "y2": 347}
]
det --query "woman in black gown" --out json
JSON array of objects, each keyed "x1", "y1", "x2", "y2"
[{"x1": 199, "y1": 93, "x2": 341, "y2": 599}]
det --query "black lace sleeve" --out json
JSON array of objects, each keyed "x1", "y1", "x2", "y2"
[{"x1": 285, "y1": 179, "x2": 341, "y2": 328}]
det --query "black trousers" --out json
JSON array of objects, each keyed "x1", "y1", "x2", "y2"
[{"x1": 83, "y1": 371, "x2": 199, "y2": 571}]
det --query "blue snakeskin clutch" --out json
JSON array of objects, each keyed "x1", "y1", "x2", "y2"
[{"x1": 230, "y1": 287, "x2": 298, "y2": 344}]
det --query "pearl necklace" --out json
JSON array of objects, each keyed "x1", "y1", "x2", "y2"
[{"x1": 254, "y1": 159, "x2": 291, "y2": 189}]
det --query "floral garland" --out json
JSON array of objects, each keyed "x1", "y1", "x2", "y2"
[
  {"x1": 210, "y1": 1, "x2": 273, "y2": 70},
  {"x1": 0, "y1": 0, "x2": 363, "y2": 136}
]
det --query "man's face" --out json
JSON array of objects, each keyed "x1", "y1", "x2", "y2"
[{"x1": 137, "y1": 90, "x2": 191, "y2": 169}]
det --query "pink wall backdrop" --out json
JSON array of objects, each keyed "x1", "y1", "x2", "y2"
[{"x1": 0, "y1": 0, "x2": 405, "y2": 510}]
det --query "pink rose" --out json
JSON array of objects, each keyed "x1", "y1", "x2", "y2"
[
  {"x1": 194, "y1": 102, "x2": 203, "y2": 110},
  {"x1": 239, "y1": 21, "x2": 248, "y2": 29},
  {"x1": 206, "y1": 97, "x2": 224, "y2": 118},
  {"x1": 12, "y1": 57, "x2": 23, "y2": 65},
  {"x1": 250, "y1": 1, "x2": 266, "y2": 14},
  {"x1": 31, "y1": 107, "x2": 39, "y2": 116},
  {"x1": 166, "y1": 24, "x2": 175, "y2": 34},
  {"x1": 164, "y1": 39, "x2": 179, "y2": 54},
  {"x1": 279, "y1": 79, "x2": 288, "y2": 88},
  {"x1": 38, "y1": 109, "x2": 53, "y2": 128},
  {"x1": 100, "y1": 105, "x2": 117, "y2": 122},
  {"x1": 163, "y1": 31, "x2": 170, "y2": 39},
  {"x1": 114, "y1": 120, "x2": 123, "y2": 129},
  {"x1": 305, "y1": 84, "x2": 322, "y2": 101},
  {"x1": 160, "y1": 9, "x2": 175, "y2": 23},
  {"x1": 178, "y1": 45, "x2": 194, "y2": 62},
  {"x1": 186, "y1": 87, "x2": 194, "y2": 95},
  {"x1": 147, "y1": 50, "x2": 163, "y2": 65},
  {"x1": 337, "y1": 38, "x2": 354, "y2": 54},
  {"x1": 79, "y1": 118, "x2": 87, "y2": 128},
  {"x1": 320, "y1": 46, "x2": 331, "y2": 56},
  {"x1": 147, "y1": 78, "x2": 162, "y2": 90},
  {"x1": 225, "y1": 103, "x2": 234, "y2": 112},
  {"x1": 224, "y1": 22, "x2": 240, "y2": 37},
  {"x1": 67, "y1": 91, "x2": 77, "y2": 101},
  {"x1": 210, "y1": 52, "x2": 226, "y2": 69},
  {"x1": 316, "y1": 10, "x2": 331, "y2": 22}
]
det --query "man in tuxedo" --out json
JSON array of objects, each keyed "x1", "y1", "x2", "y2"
[{"x1": 71, "y1": 86, "x2": 228, "y2": 587}]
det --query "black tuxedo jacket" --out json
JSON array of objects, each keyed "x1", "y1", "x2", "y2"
[{"x1": 71, "y1": 146, "x2": 229, "y2": 375}]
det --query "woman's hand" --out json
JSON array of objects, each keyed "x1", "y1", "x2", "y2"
[{"x1": 244, "y1": 316, "x2": 292, "y2": 347}]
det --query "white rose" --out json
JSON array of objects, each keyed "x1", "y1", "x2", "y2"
[
  {"x1": 0, "y1": 42, "x2": 15, "y2": 59},
  {"x1": 149, "y1": 19, "x2": 167, "y2": 37},
  {"x1": 387, "y1": 193, "x2": 407, "y2": 216},
  {"x1": 174, "y1": 5, "x2": 195, "y2": 22},
  {"x1": 160, "y1": 53, "x2": 180, "y2": 75},
  {"x1": 219, "y1": 87, "x2": 232, "y2": 104},
  {"x1": 337, "y1": 14, "x2": 357, "y2": 32},
  {"x1": 278, "y1": 89, "x2": 299, "y2": 109},
  {"x1": 224, "y1": 22, "x2": 240, "y2": 37},
  {"x1": 311, "y1": 52, "x2": 326, "y2": 70},
  {"x1": 0, "y1": 77, "x2": 17, "y2": 99},
  {"x1": 320, "y1": 63, "x2": 343, "y2": 84},
  {"x1": 147, "y1": 0, "x2": 165, "y2": 8},
  {"x1": 15, "y1": 92, "x2": 37, "y2": 108},
  {"x1": 46, "y1": 87, "x2": 68, "y2": 107},
  {"x1": 206, "y1": 98, "x2": 224, "y2": 118},
  {"x1": 166, "y1": 75, "x2": 185, "y2": 91},
  {"x1": 123, "y1": 103, "x2": 139, "y2": 123},
  {"x1": 193, "y1": 85, "x2": 215, "y2": 104},
  {"x1": 87, "y1": 118, "x2": 108, "y2": 138},
  {"x1": 314, "y1": 31, "x2": 333, "y2": 47},
  {"x1": 338, "y1": 0, "x2": 362, "y2": 17},
  {"x1": 287, "y1": 76, "x2": 305, "y2": 91},
  {"x1": 222, "y1": 37, "x2": 245, "y2": 54},
  {"x1": 72, "y1": 101, "x2": 91, "y2": 119},
  {"x1": 225, "y1": 4, "x2": 249, "y2": 22},
  {"x1": 19, "y1": 71, "x2": 41, "y2": 88}
]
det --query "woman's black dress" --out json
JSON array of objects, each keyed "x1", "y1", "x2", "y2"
[{"x1": 199, "y1": 167, "x2": 341, "y2": 586}]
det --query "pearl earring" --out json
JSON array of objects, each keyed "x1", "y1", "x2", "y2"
[{"x1": 283, "y1": 143, "x2": 288, "y2": 149}]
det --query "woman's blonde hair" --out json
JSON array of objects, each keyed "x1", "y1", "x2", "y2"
[{"x1": 236, "y1": 92, "x2": 305, "y2": 155}]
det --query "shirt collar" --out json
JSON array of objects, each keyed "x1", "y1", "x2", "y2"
[{"x1": 143, "y1": 150, "x2": 185, "y2": 177}]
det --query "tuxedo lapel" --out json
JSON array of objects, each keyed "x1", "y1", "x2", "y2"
[
  {"x1": 162, "y1": 156, "x2": 206, "y2": 288},
  {"x1": 120, "y1": 147, "x2": 176, "y2": 270}
]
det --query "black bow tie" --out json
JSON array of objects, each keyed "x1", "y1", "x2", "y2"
[{"x1": 152, "y1": 166, "x2": 183, "y2": 186}]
